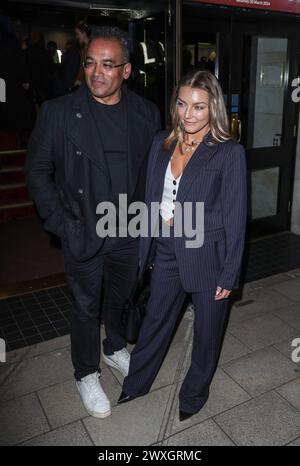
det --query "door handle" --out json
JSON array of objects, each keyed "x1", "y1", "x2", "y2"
[
  {"x1": 230, "y1": 113, "x2": 242, "y2": 142},
  {"x1": 237, "y1": 119, "x2": 242, "y2": 143}
]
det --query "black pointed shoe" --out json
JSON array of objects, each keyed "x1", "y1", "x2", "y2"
[
  {"x1": 179, "y1": 410, "x2": 194, "y2": 422},
  {"x1": 118, "y1": 390, "x2": 136, "y2": 404}
]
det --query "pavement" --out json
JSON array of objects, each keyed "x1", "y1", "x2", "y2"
[{"x1": 0, "y1": 268, "x2": 300, "y2": 446}]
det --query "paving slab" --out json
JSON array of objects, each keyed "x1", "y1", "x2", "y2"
[
  {"x1": 0, "y1": 362, "x2": 16, "y2": 386},
  {"x1": 229, "y1": 288, "x2": 292, "y2": 324},
  {"x1": 274, "y1": 303, "x2": 300, "y2": 331},
  {"x1": 272, "y1": 277, "x2": 300, "y2": 302},
  {"x1": 0, "y1": 347, "x2": 73, "y2": 402},
  {"x1": 38, "y1": 368, "x2": 121, "y2": 429},
  {"x1": 276, "y1": 378, "x2": 300, "y2": 410},
  {"x1": 163, "y1": 419, "x2": 234, "y2": 446},
  {"x1": 274, "y1": 337, "x2": 300, "y2": 362},
  {"x1": 242, "y1": 272, "x2": 291, "y2": 293},
  {"x1": 21, "y1": 420, "x2": 93, "y2": 446},
  {"x1": 222, "y1": 346, "x2": 299, "y2": 396},
  {"x1": 83, "y1": 386, "x2": 172, "y2": 446},
  {"x1": 215, "y1": 391, "x2": 300, "y2": 446},
  {"x1": 218, "y1": 333, "x2": 251, "y2": 365},
  {"x1": 0, "y1": 393, "x2": 49, "y2": 446},
  {"x1": 26, "y1": 335, "x2": 71, "y2": 359},
  {"x1": 228, "y1": 313, "x2": 297, "y2": 351},
  {"x1": 5, "y1": 346, "x2": 31, "y2": 364},
  {"x1": 288, "y1": 437, "x2": 300, "y2": 446},
  {"x1": 166, "y1": 368, "x2": 250, "y2": 437}
]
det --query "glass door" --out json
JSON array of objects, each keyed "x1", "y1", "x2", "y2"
[
  {"x1": 129, "y1": 12, "x2": 167, "y2": 123},
  {"x1": 230, "y1": 14, "x2": 299, "y2": 235},
  {"x1": 182, "y1": 3, "x2": 300, "y2": 237},
  {"x1": 129, "y1": 0, "x2": 176, "y2": 126}
]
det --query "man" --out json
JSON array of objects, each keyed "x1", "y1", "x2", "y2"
[{"x1": 25, "y1": 26, "x2": 161, "y2": 419}]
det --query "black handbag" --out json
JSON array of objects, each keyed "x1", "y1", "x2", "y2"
[{"x1": 120, "y1": 265, "x2": 153, "y2": 343}]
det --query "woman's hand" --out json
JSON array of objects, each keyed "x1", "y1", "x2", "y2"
[{"x1": 215, "y1": 286, "x2": 231, "y2": 300}]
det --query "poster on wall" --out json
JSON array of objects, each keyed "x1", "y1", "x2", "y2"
[{"x1": 194, "y1": 0, "x2": 300, "y2": 14}]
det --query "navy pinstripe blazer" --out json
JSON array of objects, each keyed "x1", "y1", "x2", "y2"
[{"x1": 139, "y1": 130, "x2": 247, "y2": 292}]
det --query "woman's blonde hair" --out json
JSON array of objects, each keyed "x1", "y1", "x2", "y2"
[{"x1": 164, "y1": 70, "x2": 231, "y2": 151}]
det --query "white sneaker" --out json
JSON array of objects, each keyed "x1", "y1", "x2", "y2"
[
  {"x1": 102, "y1": 348, "x2": 130, "y2": 377},
  {"x1": 76, "y1": 371, "x2": 111, "y2": 418}
]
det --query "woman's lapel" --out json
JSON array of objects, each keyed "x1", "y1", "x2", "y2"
[
  {"x1": 176, "y1": 142, "x2": 219, "y2": 203},
  {"x1": 150, "y1": 141, "x2": 175, "y2": 202},
  {"x1": 149, "y1": 138, "x2": 219, "y2": 204}
]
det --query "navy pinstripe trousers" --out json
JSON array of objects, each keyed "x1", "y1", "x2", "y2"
[{"x1": 122, "y1": 231, "x2": 228, "y2": 414}]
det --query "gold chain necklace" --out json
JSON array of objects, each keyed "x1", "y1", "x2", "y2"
[{"x1": 181, "y1": 140, "x2": 200, "y2": 153}]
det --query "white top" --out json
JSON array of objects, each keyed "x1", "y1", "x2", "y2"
[{"x1": 160, "y1": 160, "x2": 182, "y2": 222}]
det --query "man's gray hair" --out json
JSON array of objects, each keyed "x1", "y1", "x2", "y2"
[{"x1": 89, "y1": 26, "x2": 131, "y2": 63}]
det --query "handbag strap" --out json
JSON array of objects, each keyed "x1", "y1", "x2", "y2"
[{"x1": 129, "y1": 263, "x2": 153, "y2": 301}]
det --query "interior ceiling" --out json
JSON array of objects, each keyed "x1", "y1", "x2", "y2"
[
  {"x1": 5, "y1": 0, "x2": 167, "y2": 25},
  {"x1": 7, "y1": 0, "x2": 167, "y2": 12},
  {"x1": 4, "y1": 0, "x2": 168, "y2": 28}
]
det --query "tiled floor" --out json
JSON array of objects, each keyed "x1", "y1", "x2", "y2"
[
  {"x1": 243, "y1": 232, "x2": 300, "y2": 282},
  {"x1": 0, "y1": 286, "x2": 71, "y2": 351},
  {"x1": 1, "y1": 232, "x2": 300, "y2": 351}
]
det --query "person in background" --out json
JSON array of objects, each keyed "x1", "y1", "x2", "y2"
[
  {"x1": 206, "y1": 51, "x2": 217, "y2": 74},
  {"x1": 61, "y1": 38, "x2": 81, "y2": 95},
  {"x1": 73, "y1": 21, "x2": 91, "y2": 88},
  {"x1": 47, "y1": 40, "x2": 62, "y2": 97},
  {"x1": 47, "y1": 40, "x2": 60, "y2": 64},
  {"x1": 27, "y1": 31, "x2": 52, "y2": 106}
]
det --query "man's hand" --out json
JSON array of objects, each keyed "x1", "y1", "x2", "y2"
[{"x1": 215, "y1": 286, "x2": 231, "y2": 300}]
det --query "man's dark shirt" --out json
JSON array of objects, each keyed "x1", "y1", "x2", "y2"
[{"x1": 88, "y1": 93, "x2": 128, "y2": 205}]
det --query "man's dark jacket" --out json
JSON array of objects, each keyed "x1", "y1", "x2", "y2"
[{"x1": 25, "y1": 84, "x2": 161, "y2": 261}]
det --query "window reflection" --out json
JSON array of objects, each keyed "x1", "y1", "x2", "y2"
[
  {"x1": 251, "y1": 167, "x2": 280, "y2": 219},
  {"x1": 132, "y1": 14, "x2": 165, "y2": 122},
  {"x1": 247, "y1": 37, "x2": 288, "y2": 149},
  {"x1": 182, "y1": 39, "x2": 217, "y2": 76}
]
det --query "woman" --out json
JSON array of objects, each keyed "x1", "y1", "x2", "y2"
[
  {"x1": 61, "y1": 39, "x2": 81, "y2": 94},
  {"x1": 73, "y1": 21, "x2": 91, "y2": 88},
  {"x1": 118, "y1": 70, "x2": 247, "y2": 421}
]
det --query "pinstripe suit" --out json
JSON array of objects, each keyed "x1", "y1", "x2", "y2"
[{"x1": 122, "y1": 130, "x2": 247, "y2": 414}]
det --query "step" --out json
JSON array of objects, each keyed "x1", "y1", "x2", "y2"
[
  {"x1": 0, "y1": 167, "x2": 25, "y2": 184},
  {"x1": 0, "y1": 201, "x2": 36, "y2": 222},
  {"x1": 0, "y1": 150, "x2": 27, "y2": 169},
  {"x1": 0, "y1": 149, "x2": 27, "y2": 155},
  {"x1": 0, "y1": 183, "x2": 30, "y2": 204},
  {"x1": 0, "y1": 132, "x2": 25, "y2": 151}
]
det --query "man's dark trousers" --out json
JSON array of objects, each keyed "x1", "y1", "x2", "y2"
[{"x1": 63, "y1": 236, "x2": 139, "y2": 381}]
